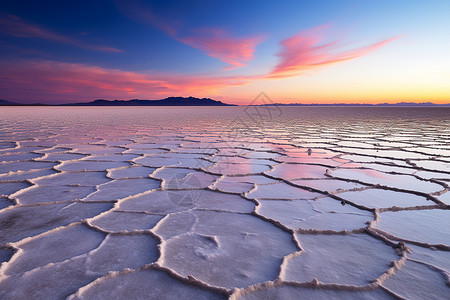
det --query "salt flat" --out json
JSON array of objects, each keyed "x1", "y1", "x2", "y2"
[{"x1": 0, "y1": 106, "x2": 449, "y2": 299}]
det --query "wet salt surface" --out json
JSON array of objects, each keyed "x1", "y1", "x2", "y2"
[{"x1": 0, "y1": 106, "x2": 449, "y2": 299}]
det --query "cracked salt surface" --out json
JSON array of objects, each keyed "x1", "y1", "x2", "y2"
[{"x1": 0, "y1": 106, "x2": 449, "y2": 299}]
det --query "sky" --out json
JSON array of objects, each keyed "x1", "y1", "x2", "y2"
[{"x1": 0, "y1": 0, "x2": 449, "y2": 105}]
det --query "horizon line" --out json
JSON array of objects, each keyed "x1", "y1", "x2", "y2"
[{"x1": 1, "y1": 97, "x2": 450, "y2": 107}]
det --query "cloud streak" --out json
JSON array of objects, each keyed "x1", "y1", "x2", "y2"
[
  {"x1": 116, "y1": 2, "x2": 263, "y2": 70},
  {"x1": 178, "y1": 28, "x2": 265, "y2": 70},
  {"x1": 268, "y1": 26, "x2": 399, "y2": 79},
  {"x1": 0, "y1": 14, "x2": 122, "y2": 53},
  {"x1": 120, "y1": 3, "x2": 396, "y2": 75},
  {"x1": 0, "y1": 60, "x2": 255, "y2": 103}
]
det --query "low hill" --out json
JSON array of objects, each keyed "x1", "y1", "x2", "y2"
[{"x1": 63, "y1": 97, "x2": 235, "y2": 106}]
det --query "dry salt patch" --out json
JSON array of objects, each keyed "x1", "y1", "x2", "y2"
[
  {"x1": 82, "y1": 154, "x2": 141, "y2": 162},
  {"x1": 336, "y1": 141, "x2": 383, "y2": 148},
  {"x1": 204, "y1": 162, "x2": 271, "y2": 176},
  {"x1": 408, "y1": 146, "x2": 450, "y2": 157},
  {"x1": 12, "y1": 185, "x2": 97, "y2": 205},
  {"x1": 232, "y1": 284, "x2": 392, "y2": 300},
  {"x1": 93, "y1": 140, "x2": 132, "y2": 147},
  {"x1": 89, "y1": 211, "x2": 163, "y2": 233},
  {"x1": 32, "y1": 171, "x2": 110, "y2": 186},
  {"x1": 214, "y1": 180, "x2": 254, "y2": 194},
  {"x1": 277, "y1": 157, "x2": 343, "y2": 167},
  {"x1": 68, "y1": 269, "x2": 227, "y2": 300},
  {"x1": 332, "y1": 148, "x2": 431, "y2": 160},
  {"x1": 19, "y1": 141, "x2": 59, "y2": 147},
  {"x1": 348, "y1": 163, "x2": 417, "y2": 175},
  {"x1": 375, "y1": 209, "x2": 450, "y2": 247},
  {"x1": 337, "y1": 188, "x2": 431, "y2": 209},
  {"x1": 290, "y1": 178, "x2": 365, "y2": 193},
  {"x1": 37, "y1": 152, "x2": 87, "y2": 162},
  {"x1": 241, "y1": 151, "x2": 283, "y2": 159},
  {"x1": 256, "y1": 197, "x2": 372, "y2": 231},
  {"x1": 214, "y1": 148, "x2": 253, "y2": 156},
  {"x1": 339, "y1": 154, "x2": 412, "y2": 167},
  {"x1": 0, "y1": 152, "x2": 43, "y2": 162},
  {"x1": 246, "y1": 182, "x2": 321, "y2": 200},
  {"x1": 1, "y1": 146, "x2": 49, "y2": 154},
  {"x1": 382, "y1": 260, "x2": 450, "y2": 299},
  {"x1": 0, "y1": 256, "x2": 99, "y2": 300},
  {"x1": 153, "y1": 211, "x2": 197, "y2": 240},
  {"x1": 207, "y1": 156, "x2": 277, "y2": 166},
  {"x1": 0, "y1": 234, "x2": 159, "y2": 300},
  {"x1": 159, "y1": 210, "x2": 297, "y2": 289},
  {"x1": 123, "y1": 148, "x2": 170, "y2": 155},
  {"x1": 411, "y1": 160, "x2": 450, "y2": 172},
  {"x1": 155, "y1": 152, "x2": 210, "y2": 159},
  {"x1": 217, "y1": 175, "x2": 276, "y2": 185},
  {"x1": 296, "y1": 143, "x2": 334, "y2": 148},
  {"x1": 152, "y1": 167, "x2": 218, "y2": 189},
  {"x1": 175, "y1": 147, "x2": 218, "y2": 155},
  {"x1": 4, "y1": 224, "x2": 105, "y2": 275},
  {"x1": 265, "y1": 164, "x2": 329, "y2": 180},
  {"x1": 330, "y1": 168, "x2": 444, "y2": 193},
  {"x1": 72, "y1": 147, "x2": 126, "y2": 155},
  {"x1": 280, "y1": 148, "x2": 336, "y2": 158},
  {"x1": 0, "y1": 169, "x2": 57, "y2": 181},
  {"x1": 83, "y1": 234, "x2": 159, "y2": 274},
  {"x1": 437, "y1": 192, "x2": 450, "y2": 205},
  {"x1": 57, "y1": 161, "x2": 131, "y2": 172},
  {"x1": 107, "y1": 166, "x2": 156, "y2": 179},
  {"x1": 0, "y1": 161, "x2": 57, "y2": 175},
  {"x1": 119, "y1": 190, "x2": 253, "y2": 214},
  {"x1": 406, "y1": 244, "x2": 450, "y2": 273},
  {"x1": 82, "y1": 178, "x2": 161, "y2": 201},
  {"x1": 0, "y1": 182, "x2": 31, "y2": 196},
  {"x1": 212, "y1": 176, "x2": 276, "y2": 195},
  {"x1": 0, "y1": 202, "x2": 112, "y2": 244},
  {"x1": 283, "y1": 233, "x2": 399, "y2": 285},
  {"x1": 135, "y1": 156, "x2": 212, "y2": 169}
]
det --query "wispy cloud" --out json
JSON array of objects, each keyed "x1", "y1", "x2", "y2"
[
  {"x1": 0, "y1": 14, "x2": 122, "y2": 53},
  {"x1": 178, "y1": 28, "x2": 265, "y2": 70},
  {"x1": 116, "y1": 2, "x2": 263, "y2": 70},
  {"x1": 268, "y1": 26, "x2": 399, "y2": 79}
]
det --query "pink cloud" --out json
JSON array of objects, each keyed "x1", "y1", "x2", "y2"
[
  {"x1": 118, "y1": 4, "x2": 394, "y2": 74},
  {"x1": 0, "y1": 14, "x2": 122, "y2": 53},
  {"x1": 268, "y1": 26, "x2": 399, "y2": 79},
  {"x1": 178, "y1": 28, "x2": 265, "y2": 70},
  {"x1": 0, "y1": 60, "x2": 255, "y2": 103},
  {"x1": 116, "y1": 3, "x2": 263, "y2": 70}
]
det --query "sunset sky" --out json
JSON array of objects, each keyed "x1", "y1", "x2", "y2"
[{"x1": 1, "y1": 0, "x2": 449, "y2": 105}]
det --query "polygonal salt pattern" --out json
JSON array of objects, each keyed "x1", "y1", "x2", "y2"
[{"x1": 0, "y1": 106, "x2": 449, "y2": 298}]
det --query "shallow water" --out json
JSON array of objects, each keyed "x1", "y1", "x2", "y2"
[{"x1": 0, "y1": 106, "x2": 449, "y2": 299}]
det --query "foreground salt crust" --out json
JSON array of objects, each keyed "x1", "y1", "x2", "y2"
[{"x1": 0, "y1": 106, "x2": 449, "y2": 299}]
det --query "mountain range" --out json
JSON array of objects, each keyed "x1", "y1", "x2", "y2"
[
  {"x1": 0, "y1": 97, "x2": 234, "y2": 106},
  {"x1": 1, "y1": 98, "x2": 449, "y2": 107}
]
